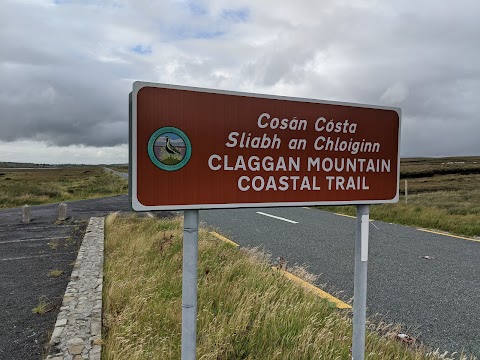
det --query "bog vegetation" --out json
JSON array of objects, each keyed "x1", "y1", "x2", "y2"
[
  {"x1": 318, "y1": 157, "x2": 480, "y2": 237},
  {"x1": 102, "y1": 214, "x2": 474, "y2": 359},
  {"x1": 0, "y1": 166, "x2": 127, "y2": 208}
]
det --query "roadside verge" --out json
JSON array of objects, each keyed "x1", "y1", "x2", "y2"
[
  {"x1": 46, "y1": 217, "x2": 104, "y2": 360},
  {"x1": 101, "y1": 214, "x2": 448, "y2": 359}
]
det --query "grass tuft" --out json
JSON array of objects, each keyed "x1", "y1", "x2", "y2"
[
  {"x1": 48, "y1": 239, "x2": 60, "y2": 250},
  {"x1": 48, "y1": 269, "x2": 63, "y2": 278},
  {"x1": 32, "y1": 296, "x2": 53, "y2": 315}
]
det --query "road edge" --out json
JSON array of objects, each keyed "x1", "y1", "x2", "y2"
[
  {"x1": 46, "y1": 217, "x2": 104, "y2": 360},
  {"x1": 209, "y1": 230, "x2": 351, "y2": 309}
]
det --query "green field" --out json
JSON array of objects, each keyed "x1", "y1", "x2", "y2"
[
  {"x1": 399, "y1": 157, "x2": 480, "y2": 179},
  {"x1": 0, "y1": 166, "x2": 128, "y2": 208},
  {"x1": 0, "y1": 161, "x2": 59, "y2": 169},
  {"x1": 318, "y1": 156, "x2": 480, "y2": 237}
]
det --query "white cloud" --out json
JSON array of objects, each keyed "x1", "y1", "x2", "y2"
[{"x1": 0, "y1": 0, "x2": 479, "y2": 162}]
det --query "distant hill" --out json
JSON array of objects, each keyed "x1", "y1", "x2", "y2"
[
  {"x1": 401, "y1": 156, "x2": 480, "y2": 178},
  {"x1": 0, "y1": 162, "x2": 60, "y2": 168},
  {"x1": 0, "y1": 162, "x2": 100, "y2": 168}
]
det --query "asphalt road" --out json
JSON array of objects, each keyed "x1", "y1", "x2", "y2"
[
  {"x1": 200, "y1": 206, "x2": 480, "y2": 357},
  {"x1": 0, "y1": 195, "x2": 140, "y2": 359},
  {"x1": 104, "y1": 167, "x2": 128, "y2": 180}
]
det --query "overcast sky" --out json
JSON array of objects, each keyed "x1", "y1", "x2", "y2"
[{"x1": 1, "y1": 0, "x2": 479, "y2": 164}]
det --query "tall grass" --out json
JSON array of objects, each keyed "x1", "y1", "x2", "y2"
[
  {"x1": 103, "y1": 214, "x2": 474, "y2": 359},
  {"x1": 319, "y1": 199, "x2": 480, "y2": 238},
  {"x1": 319, "y1": 158, "x2": 480, "y2": 238},
  {"x1": 0, "y1": 167, "x2": 127, "y2": 208}
]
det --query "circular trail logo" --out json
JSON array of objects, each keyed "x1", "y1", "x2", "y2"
[{"x1": 148, "y1": 127, "x2": 192, "y2": 171}]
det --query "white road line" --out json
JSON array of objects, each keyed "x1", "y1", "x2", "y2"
[
  {"x1": 0, "y1": 236, "x2": 68, "y2": 245},
  {"x1": 0, "y1": 252, "x2": 75, "y2": 261},
  {"x1": 1, "y1": 254, "x2": 51, "y2": 261},
  {"x1": 0, "y1": 225, "x2": 71, "y2": 232},
  {"x1": 256, "y1": 212, "x2": 298, "y2": 224}
]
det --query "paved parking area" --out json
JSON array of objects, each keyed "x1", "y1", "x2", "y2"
[
  {"x1": 0, "y1": 220, "x2": 86, "y2": 359},
  {"x1": 0, "y1": 195, "x2": 131, "y2": 359},
  {"x1": 0, "y1": 195, "x2": 172, "y2": 359}
]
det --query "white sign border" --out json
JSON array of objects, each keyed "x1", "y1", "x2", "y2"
[{"x1": 131, "y1": 81, "x2": 401, "y2": 211}]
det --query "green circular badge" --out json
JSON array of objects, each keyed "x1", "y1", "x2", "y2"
[{"x1": 147, "y1": 127, "x2": 192, "y2": 171}]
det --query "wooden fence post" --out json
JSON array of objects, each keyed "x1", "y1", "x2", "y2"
[{"x1": 405, "y1": 179, "x2": 408, "y2": 204}]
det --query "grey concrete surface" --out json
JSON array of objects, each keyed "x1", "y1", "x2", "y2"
[{"x1": 0, "y1": 214, "x2": 86, "y2": 359}]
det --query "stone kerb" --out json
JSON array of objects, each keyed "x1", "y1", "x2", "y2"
[{"x1": 47, "y1": 217, "x2": 104, "y2": 360}]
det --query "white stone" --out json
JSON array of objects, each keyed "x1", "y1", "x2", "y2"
[
  {"x1": 55, "y1": 318, "x2": 68, "y2": 327},
  {"x1": 66, "y1": 337, "x2": 84, "y2": 347},
  {"x1": 49, "y1": 327, "x2": 63, "y2": 344}
]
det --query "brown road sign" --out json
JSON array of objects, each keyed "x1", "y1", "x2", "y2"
[{"x1": 131, "y1": 82, "x2": 401, "y2": 210}]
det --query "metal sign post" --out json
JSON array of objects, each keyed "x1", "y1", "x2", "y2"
[
  {"x1": 130, "y1": 82, "x2": 401, "y2": 359},
  {"x1": 352, "y1": 205, "x2": 370, "y2": 360},
  {"x1": 181, "y1": 210, "x2": 199, "y2": 360}
]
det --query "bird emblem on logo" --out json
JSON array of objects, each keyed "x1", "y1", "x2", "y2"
[{"x1": 165, "y1": 136, "x2": 182, "y2": 158}]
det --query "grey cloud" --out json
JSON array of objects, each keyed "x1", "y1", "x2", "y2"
[
  {"x1": 0, "y1": 57, "x2": 129, "y2": 146},
  {"x1": 401, "y1": 116, "x2": 480, "y2": 157},
  {"x1": 1, "y1": 0, "x2": 479, "y2": 158}
]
